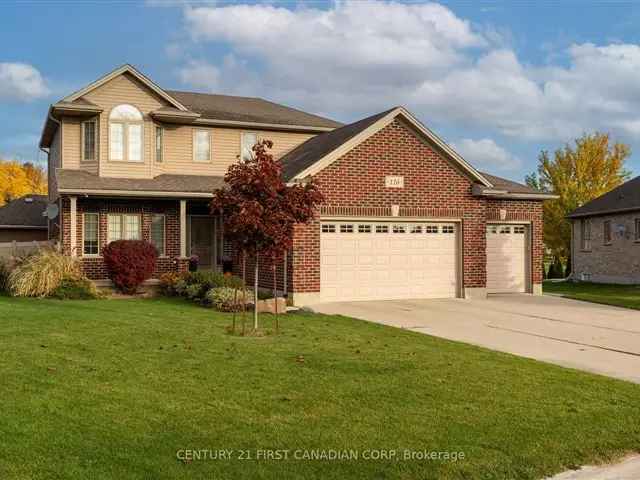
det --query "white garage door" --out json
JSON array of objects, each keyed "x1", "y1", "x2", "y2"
[
  {"x1": 486, "y1": 224, "x2": 527, "y2": 293},
  {"x1": 320, "y1": 221, "x2": 458, "y2": 302}
]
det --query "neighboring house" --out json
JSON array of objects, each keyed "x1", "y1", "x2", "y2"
[
  {"x1": 0, "y1": 195, "x2": 48, "y2": 242},
  {"x1": 568, "y1": 176, "x2": 640, "y2": 284},
  {"x1": 39, "y1": 64, "x2": 555, "y2": 304}
]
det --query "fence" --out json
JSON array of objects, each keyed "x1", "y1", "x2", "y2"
[{"x1": 0, "y1": 240, "x2": 53, "y2": 259}]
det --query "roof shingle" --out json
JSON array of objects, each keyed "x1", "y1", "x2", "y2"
[
  {"x1": 0, "y1": 195, "x2": 47, "y2": 228},
  {"x1": 166, "y1": 90, "x2": 342, "y2": 130},
  {"x1": 567, "y1": 176, "x2": 640, "y2": 218}
]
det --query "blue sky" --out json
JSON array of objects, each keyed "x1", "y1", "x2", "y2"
[{"x1": 2, "y1": 0, "x2": 640, "y2": 183}]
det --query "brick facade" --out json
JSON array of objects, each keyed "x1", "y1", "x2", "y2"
[
  {"x1": 60, "y1": 196, "x2": 189, "y2": 280},
  {"x1": 284, "y1": 118, "x2": 544, "y2": 295},
  {"x1": 572, "y1": 213, "x2": 640, "y2": 284},
  {"x1": 57, "y1": 119, "x2": 544, "y2": 298}
]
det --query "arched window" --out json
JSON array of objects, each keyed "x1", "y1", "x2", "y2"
[{"x1": 109, "y1": 104, "x2": 143, "y2": 162}]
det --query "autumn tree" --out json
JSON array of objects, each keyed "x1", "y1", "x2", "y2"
[
  {"x1": 0, "y1": 159, "x2": 47, "y2": 205},
  {"x1": 211, "y1": 140, "x2": 323, "y2": 332},
  {"x1": 526, "y1": 132, "x2": 630, "y2": 267}
]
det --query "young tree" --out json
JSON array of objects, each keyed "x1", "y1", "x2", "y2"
[
  {"x1": 526, "y1": 132, "x2": 630, "y2": 264},
  {"x1": 211, "y1": 140, "x2": 324, "y2": 332}
]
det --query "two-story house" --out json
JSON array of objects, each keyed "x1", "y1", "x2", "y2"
[{"x1": 40, "y1": 64, "x2": 555, "y2": 305}]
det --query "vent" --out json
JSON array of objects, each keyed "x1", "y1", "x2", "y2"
[{"x1": 24, "y1": 197, "x2": 33, "y2": 203}]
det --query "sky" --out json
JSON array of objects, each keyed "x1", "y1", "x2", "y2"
[{"x1": 2, "y1": 0, "x2": 640, "y2": 184}]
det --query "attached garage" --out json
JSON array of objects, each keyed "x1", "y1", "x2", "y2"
[
  {"x1": 486, "y1": 224, "x2": 529, "y2": 294},
  {"x1": 320, "y1": 221, "x2": 459, "y2": 302}
]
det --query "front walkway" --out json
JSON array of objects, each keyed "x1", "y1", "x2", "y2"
[{"x1": 311, "y1": 294, "x2": 640, "y2": 384}]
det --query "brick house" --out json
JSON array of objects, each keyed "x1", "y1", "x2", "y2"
[
  {"x1": 40, "y1": 64, "x2": 555, "y2": 304},
  {"x1": 568, "y1": 176, "x2": 640, "y2": 284}
]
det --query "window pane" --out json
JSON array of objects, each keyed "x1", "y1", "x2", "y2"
[
  {"x1": 110, "y1": 123, "x2": 124, "y2": 160},
  {"x1": 108, "y1": 215, "x2": 122, "y2": 242},
  {"x1": 124, "y1": 215, "x2": 141, "y2": 240},
  {"x1": 110, "y1": 104, "x2": 143, "y2": 121},
  {"x1": 241, "y1": 132, "x2": 258, "y2": 161},
  {"x1": 151, "y1": 214, "x2": 165, "y2": 254},
  {"x1": 83, "y1": 121, "x2": 96, "y2": 161},
  {"x1": 155, "y1": 127, "x2": 163, "y2": 163},
  {"x1": 195, "y1": 131, "x2": 210, "y2": 162},
  {"x1": 129, "y1": 124, "x2": 142, "y2": 162},
  {"x1": 83, "y1": 213, "x2": 99, "y2": 255}
]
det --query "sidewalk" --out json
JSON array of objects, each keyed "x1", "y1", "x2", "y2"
[{"x1": 546, "y1": 455, "x2": 640, "y2": 480}]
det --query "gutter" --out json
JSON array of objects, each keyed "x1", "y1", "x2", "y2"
[
  {"x1": 566, "y1": 205, "x2": 640, "y2": 219},
  {"x1": 0, "y1": 225, "x2": 48, "y2": 230},
  {"x1": 472, "y1": 184, "x2": 559, "y2": 201},
  {"x1": 58, "y1": 188, "x2": 214, "y2": 199}
]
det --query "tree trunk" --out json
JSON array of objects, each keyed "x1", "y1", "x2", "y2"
[
  {"x1": 242, "y1": 251, "x2": 247, "y2": 336},
  {"x1": 273, "y1": 262, "x2": 279, "y2": 333},
  {"x1": 253, "y1": 255, "x2": 259, "y2": 330}
]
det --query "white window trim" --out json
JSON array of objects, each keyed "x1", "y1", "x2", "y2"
[
  {"x1": 240, "y1": 131, "x2": 259, "y2": 161},
  {"x1": 193, "y1": 129, "x2": 212, "y2": 163},
  {"x1": 82, "y1": 212, "x2": 100, "y2": 257},
  {"x1": 151, "y1": 213, "x2": 166, "y2": 256},
  {"x1": 81, "y1": 119, "x2": 98, "y2": 162},
  {"x1": 107, "y1": 213, "x2": 142, "y2": 243},
  {"x1": 108, "y1": 105, "x2": 144, "y2": 163},
  {"x1": 155, "y1": 126, "x2": 164, "y2": 163}
]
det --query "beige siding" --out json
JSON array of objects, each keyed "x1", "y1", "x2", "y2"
[
  {"x1": 48, "y1": 128, "x2": 61, "y2": 201},
  {"x1": 56, "y1": 71, "x2": 318, "y2": 179},
  {"x1": 84, "y1": 72, "x2": 169, "y2": 179},
  {"x1": 157, "y1": 126, "x2": 314, "y2": 176},
  {"x1": 61, "y1": 118, "x2": 99, "y2": 174}
]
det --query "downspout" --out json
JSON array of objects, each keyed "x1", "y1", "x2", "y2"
[{"x1": 40, "y1": 108, "x2": 62, "y2": 246}]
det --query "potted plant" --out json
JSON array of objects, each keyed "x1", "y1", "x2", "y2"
[{"x1": 188, "y1": 254, "x2": 199, "y2": 272}]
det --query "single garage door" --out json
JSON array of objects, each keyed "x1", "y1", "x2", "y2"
[
  {"x1": 486, "y1": 224, "x2": 528, "y2": 293},
  {"x1": 320, "y1": 221, "x2": 458, "y2": 302}
]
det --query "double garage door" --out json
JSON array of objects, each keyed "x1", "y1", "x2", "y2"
[
  {"x1": 320, "y1": 221, "x2": 458, "y2": 302},
  {"x1": 320, "y1": 221, "x2": 529, "y2": 302}
]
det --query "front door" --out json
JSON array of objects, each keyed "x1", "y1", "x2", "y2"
[{"x1": 190, "y1": 217, "x2": 214, "y2": 268}]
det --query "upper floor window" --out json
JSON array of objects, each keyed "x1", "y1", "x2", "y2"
[
  {"x1": 155, "y1": 127, "x2": 164, "y2": 163},
  {"x1": 109, "y1": 104, "x2": 143, "y2": 162},
  {"x1": 603, "y1": 220, "x2": 612, "y2": 245},
  {"x1": 82, "y1": 120, "x2": 97, "y2": 162},
  {"x1": 194, "y1": 130, "x2": 211, "y2": 162},
  {"x1": 581, "y1": 219, "x2": 591, "y2": 250},
  {"x1": 241, "y1": 132, "x2": 258, "y2": 161},
  {"x1": 636, "y1": 219, "x2": 640, "y2": 242}
]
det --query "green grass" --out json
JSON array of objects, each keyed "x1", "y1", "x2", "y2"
[
  {"x1": 544, "y1": 280, "x2": 640, "y2": 310},
  {"x1": 1, "y1": 296, "x2": 640, "y2": 480}
]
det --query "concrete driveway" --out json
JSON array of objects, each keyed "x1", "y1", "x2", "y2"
[{"x1": 311, "y1": 294, "x2": 640, "y2": 384}]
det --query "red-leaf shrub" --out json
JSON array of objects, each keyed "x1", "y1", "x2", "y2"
[{"x1": 102, "y1": 240, "x2": 158, "y2": 294}]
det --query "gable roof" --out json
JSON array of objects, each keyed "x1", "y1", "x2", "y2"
[
  {"x1": 567, "y1": 176, "x2": 640, "y2": 218},
  {"x1": 167, "y1": 91, "x2": 342, "y2": 130},
  {"x1": 0, "y1": 195, "x2": 47, "y2": 228},
  {"x1": 280, "y1": 107, "x2": 492, "y2": 186},
  {"x1": 62, "y1": 64, "x2": 189, "y2": 111}
]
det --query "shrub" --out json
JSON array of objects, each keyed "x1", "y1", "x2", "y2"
[
  {"x1": 173, "y1": 279, "x2": 188, "y2": 296},
  {"x1": 159, "y1": 271, "x2": 187, "y2": 296},
  {"x1": 9, "y1": 250, "x2": 81, "y2": 297},
  {"x1": 185, "y1": 283, "x2": 204, "y2": 300},
  {"x1": 51, "y1": 276, "x2": 99, "y2": 300},
  {"x1": 205, "y1": 287, "x2": 252, "y2": 312},
  {"x1": 102, "y1": 240, "x2": 158, "y2": 294},
  {"x1": 0, "y1": 259, "x2": 11, "y2": 293}
]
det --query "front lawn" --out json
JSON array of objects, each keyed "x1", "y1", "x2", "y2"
[
  {"x1": 544, "y1": 280, "x2": 640, "y2": 310},
  {"x1": 1, "y1": 296, "x2": 640, "y2": 479}
]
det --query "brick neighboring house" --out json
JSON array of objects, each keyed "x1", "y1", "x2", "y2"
[
  {"x1": 568, "y1": 176, "x2": 640, "y2": 284},
  {"x1": 39, "y1": 64, "x2": 556, "y2": 304},
  {"x1": 0, "y1": 195, "x2": 48, "y2": 242}
]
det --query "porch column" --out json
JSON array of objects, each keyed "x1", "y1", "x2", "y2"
[
  {"x1": 180, "y1": 199, "x2": 187, "y2": 258},
  {"x1": 69, "y1": 196, "x2": 77, "y2": 257}
]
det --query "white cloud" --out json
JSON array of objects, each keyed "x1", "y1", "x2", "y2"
[
  {"x1": 169, "y1": 1, "x2": 640, "y2": 144},
  {"x1": 0, "y1": 63, "x2": 49, "y2": 102},
  {"x1": 451, "y1": 138, "x2": 522, "y2": 171}
]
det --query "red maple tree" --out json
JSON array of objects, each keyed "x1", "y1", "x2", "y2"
[{"x1": 211, "y1": 140, "x2": 323, "y2": 331}]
